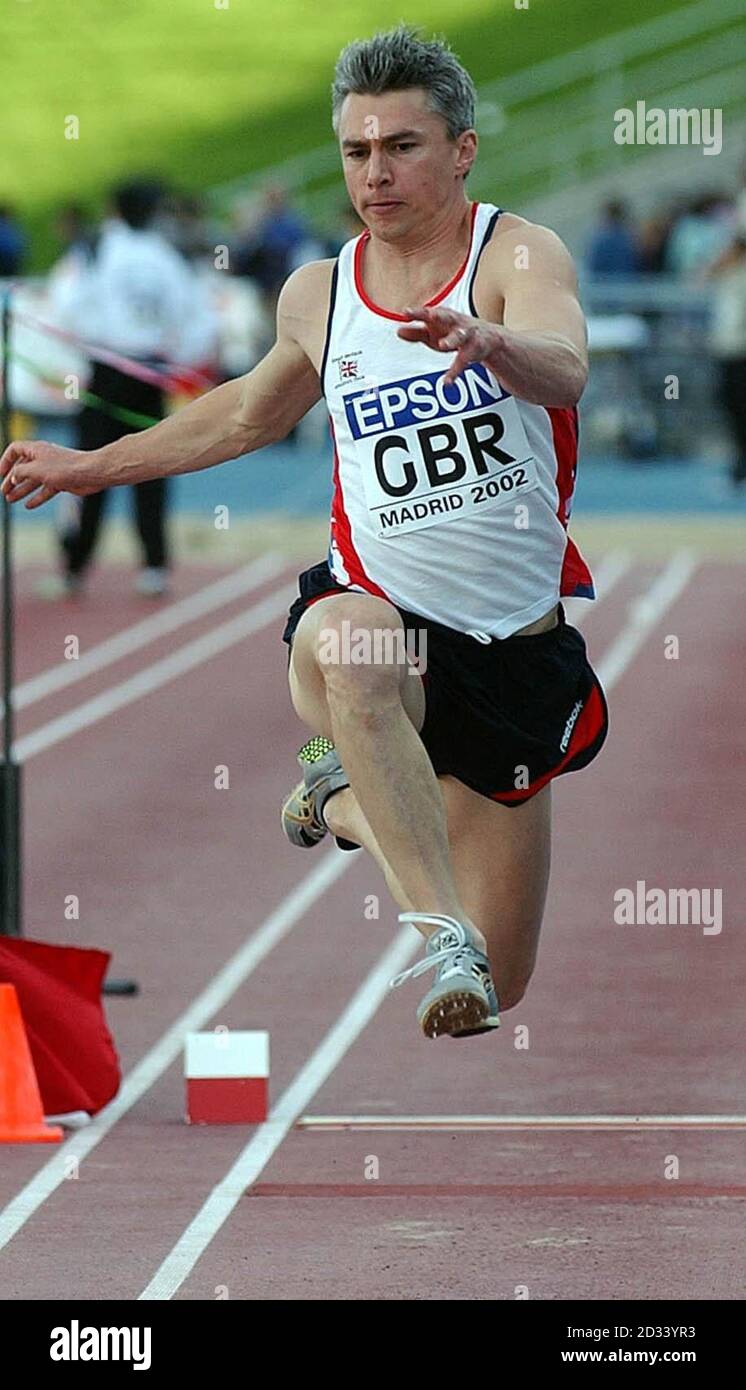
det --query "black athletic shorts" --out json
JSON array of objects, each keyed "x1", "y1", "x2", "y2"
[{"x1": 282, "y1": 560, "x2": 609, "y2": 807}]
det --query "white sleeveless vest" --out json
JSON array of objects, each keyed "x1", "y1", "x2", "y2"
[{"x1": 320, "y1": 201, "x2": 594, "y2": 638}]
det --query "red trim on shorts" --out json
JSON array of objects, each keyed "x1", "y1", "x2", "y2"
[
  {"x1": 329, "y1": 418, "x2": 388, "y2": 598},
  {"x1": 305, "y1": 589, "x2": 345, "y2": 610},
  {"x1": 353, "y1": 202, "x2": 479, "y2": 322},
  {"x1": 490, "y1": 682, "x2": 606, "y2": 804}
]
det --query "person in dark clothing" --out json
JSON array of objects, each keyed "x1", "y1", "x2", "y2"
[
  {"x1": 0, "y1": 203, "x2": 26, "y2": 277},
  {"x1": 61, "y1": 363, "x2": 169, "y2": 587},
  {"x1": 586, "y1": 199, "x2": 640, "y2": 277},
  {"x1": 48, "y1": 178, "x2": 216, "y2": 596},
  {"x1": 232, "y1": 184, "x2": 310, "y2": 308},
  {"x1": 707, "y1": 235, "x2": 746, "y2": 488}
]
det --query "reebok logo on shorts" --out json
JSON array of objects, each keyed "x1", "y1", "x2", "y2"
[{"x1": 560, "y1": 699, "x2": 584, "y2": 752}]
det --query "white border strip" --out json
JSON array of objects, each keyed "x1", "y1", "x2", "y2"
[
  {"x1": 0, "y1": 849, "x2": 351, "y2": 1253},
  {"x1": 295, "y1": 1114, "x2": 746, "y2": 1131},
  {"x1": 138, "y1": 928, "x2": 419, "y2": 1300},
  {"x1": 14, "y1": 583, "x2": 295, "y2": 760},
  {"x1": 14, "y1": 553, "x2": 286, "y2": 709}
]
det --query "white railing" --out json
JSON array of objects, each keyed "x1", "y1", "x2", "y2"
[
  {"x1": 472, "y1": 63, "x2": 745, "y2": 203},
  {"x1": 210, "y1": 0, "x2": 745, "y2": 220},
  {"x1": 476, "y1": 0, "x2": 742, "y2": 107}
]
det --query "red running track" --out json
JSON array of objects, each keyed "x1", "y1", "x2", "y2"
[{"x1": 0, "y1": 552, "x2": 744, "y2": 1301}]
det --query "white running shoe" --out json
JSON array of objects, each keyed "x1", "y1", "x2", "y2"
[
  {"x1": 134, "y1": 567, "x2": 169, "y2": 597},
  {"x1": 390, "y1": 913, "x2": 500, "y2": 1039},
  {"x1": 35, "y1": 573, "x2": 85, "y2": 600}
]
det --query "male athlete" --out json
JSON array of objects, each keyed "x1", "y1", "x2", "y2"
[{"x1": 1, "y1": 27, "x2": 608, "y2": 1039}]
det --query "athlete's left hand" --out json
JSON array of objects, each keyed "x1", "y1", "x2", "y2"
[{"x1": 397, "y1": 306, "x2": 500, "y2": 387}]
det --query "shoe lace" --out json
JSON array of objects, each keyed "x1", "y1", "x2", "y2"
[
  {"x1": 283, "y1": 784, "x2": 323, "y2": 832},
  {"x1": 389, "y1": 913, "x2": 473, "y2": 990}
]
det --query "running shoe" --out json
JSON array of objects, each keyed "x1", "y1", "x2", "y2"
[
  {"x1": 35, "y1": 572, "x2": 85, "y2": 600},
  {"x1": 390, "y1": 912, "x2": 500, "y2": 1039},
  {"x1": 281, "y1": 736, "x2": 359, "y2": 850},
  {"x1": 134, "y1": 567, "x2": 169, "y2": 597}
]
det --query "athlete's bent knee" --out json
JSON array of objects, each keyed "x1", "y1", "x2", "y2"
[
  {"x1": 313, "y1": 595, "x2": 404, "y2": 655},
  {"x1": 288, "y1": 592, "x2": 424, "y2": 735},
  {"x1": 314, "y1": 595, "x2": 409, "y2": 701}
]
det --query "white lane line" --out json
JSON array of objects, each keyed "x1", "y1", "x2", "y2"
[
  {"x1": 14, "y1": 553, "x2": 286, "y2": 710},
  {"x1": 138, "y1": 927, "x2": 419, "y2": 1301},
  {"x1": 0, "y1": 849, "x2": 352, "y2": 1254},
  {"x1": 14, "y1": 583, "x2": 295, "y2": 761},
  {"x1": 595, "y1": 550, "x2": 697, "y2": 688},
  {"x1": 134, "y1": 550, "x2": 701, "y2": 1299},
  {"x1": 295, "y1": 1115, "x2": 746, "y2": 1131}
]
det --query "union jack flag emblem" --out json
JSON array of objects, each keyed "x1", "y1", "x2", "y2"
[{"x1": 339, "y1": 358, "x2": 360, "y2": 379}]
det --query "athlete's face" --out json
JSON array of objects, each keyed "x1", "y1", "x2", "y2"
[{"x1": 338, "y1": 89, "x2": 476, "y2": 240}]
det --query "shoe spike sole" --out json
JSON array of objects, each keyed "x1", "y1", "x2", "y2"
[{"x1": 419, "y1": 990, "x2": 489, "y2": 1040}]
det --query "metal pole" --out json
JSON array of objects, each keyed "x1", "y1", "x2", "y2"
[
  {"x1": 1, "y1": 285, "x2": 22, "y2": 935},
  {"x1": 0, "y1": 287, "x2": 136, "y2": 992}
]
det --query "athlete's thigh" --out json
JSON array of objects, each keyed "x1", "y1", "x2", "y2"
[
  {"x1": 440, "y1": 775, "x2": 552, "y2": 1004},
  {"x1": 287, "y1": 592, "x2": 425, "y2": 738}
]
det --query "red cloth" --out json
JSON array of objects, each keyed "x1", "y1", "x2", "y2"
[{"x1": 0, "y1": 938, "x2": 120, "y2": 1114}]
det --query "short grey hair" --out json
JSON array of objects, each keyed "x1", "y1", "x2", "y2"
[{"x1": 331, "y1": 24, "x2": 476, "y2": 141}]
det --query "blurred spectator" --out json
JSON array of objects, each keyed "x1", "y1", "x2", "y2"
[
  {"x1": 158, "y1": 190, "x2": 225, "y2": 263},
  {"x1": 638, "y1": 205, "x2": 678, "y2": 275},
  {"x1": 0, "y1": 202, "x2": 26, "y2": 277},
  {"x1": 289, "y1": 225, "x2": 329, "y2": 272},
  {"x1": 44, "y1": 177, "x2": 218, "y2": 599},
  {"x1": 665, "y1": 194, "x2": 733, "y2": 278},
  {"x1": 231, "y1": 183, "x2": 311, "y2": 306},
  {"x1": 734, "y1": 160, "x2": 746, "y2": 237},
  {"x1": 54, "y1": 202, "x2": 97, "y2": 262},
  {"x1": 284, "y1": 199, "x2": 364, "y2": 265},
  {"x1": 586, "y1": 199, "x2": 640, "y2": 276},
  {"x1": 210, "y1": 271, "x2": 268, "y2": 379},
  {"x1": 706, "y1": 234, "x2": 746, "y2": 488}
]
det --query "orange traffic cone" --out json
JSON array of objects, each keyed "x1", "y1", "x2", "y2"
[{"x1": 0, "y1": 984, "x2": 63, "y2": 1143}]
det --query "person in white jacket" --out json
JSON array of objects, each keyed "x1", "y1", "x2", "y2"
[{"x1": 48, "y1": 178, "x2": 217, "y2": 596}]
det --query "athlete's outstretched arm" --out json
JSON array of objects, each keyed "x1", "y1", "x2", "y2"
[
  {"x1": 397, "y1": 223, "x2": 588, "y2": 408},
  {"x1": 0, "y1": 264, "x2": 326, "y2": 510}
]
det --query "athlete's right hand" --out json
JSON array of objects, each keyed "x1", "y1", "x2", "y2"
[{"x1": 0, "y1": 440, "x2": 106, "y2": 509}]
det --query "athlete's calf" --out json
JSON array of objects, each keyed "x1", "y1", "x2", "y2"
[{"x1": 288, "y1": 592, "x2": 486, "y2": 952}]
